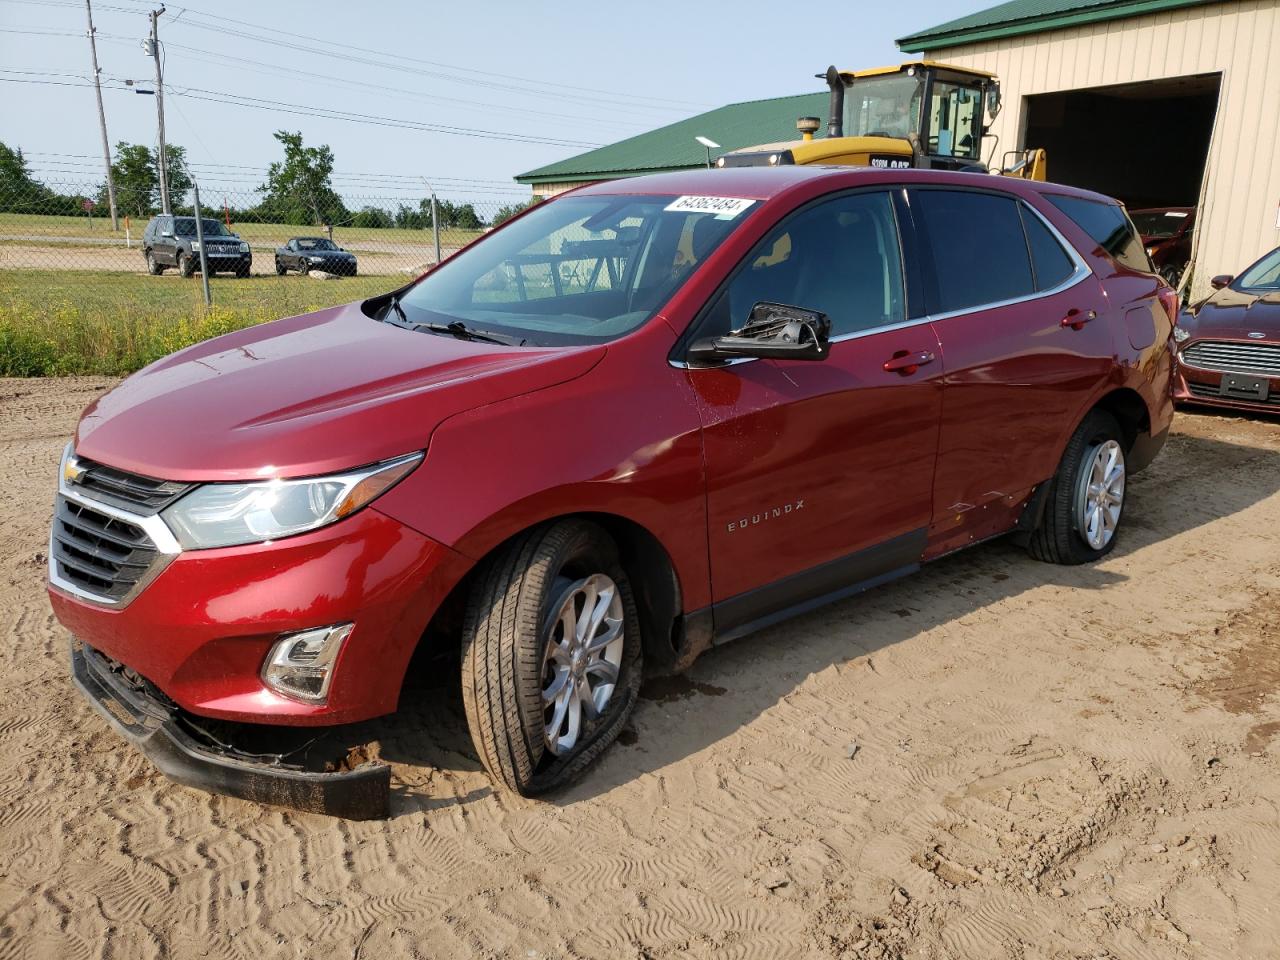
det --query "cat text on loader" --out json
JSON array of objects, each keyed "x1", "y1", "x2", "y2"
[{"x1": 719, "y1": 62, "x2": 1047, "y2": 181}]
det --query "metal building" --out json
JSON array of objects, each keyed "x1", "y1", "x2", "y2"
[{"x1": 899, "y1": 0, "x2": 1280, "y2": 300}]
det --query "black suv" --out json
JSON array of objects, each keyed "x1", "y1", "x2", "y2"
[{"x1": 143, "y1": 215, "x2": 252, "y2": 277}]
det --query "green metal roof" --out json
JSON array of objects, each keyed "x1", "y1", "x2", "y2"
[
  {"x1": 898, "y1": 0, "x2": 1222, "y2": 51},
  {"x1": 515, "y1": 92, "x2": 828, "y2": 184}
]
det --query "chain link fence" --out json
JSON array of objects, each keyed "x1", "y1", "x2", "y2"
[{"x1": 0, "y1": 178, "x2": 539, "y2": 375}]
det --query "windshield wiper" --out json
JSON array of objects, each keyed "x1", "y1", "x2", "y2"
[
  {"x1": 379, "y1": 293, "x2": 525, "y2": 345},
  {"x1": 415, "y1": 321, "x2": 526, "y2": 346}
]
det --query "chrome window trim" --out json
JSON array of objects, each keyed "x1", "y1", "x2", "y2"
[
  {"x1": 670, "y1": 196, "x2": 1093, "y2": 371},
  {"x1": 48, "y1": 444, "x2": 181, "y2": 608}
]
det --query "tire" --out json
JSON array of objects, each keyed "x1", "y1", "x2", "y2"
[
  {"x1": 460, "y1": 520, "x2": 643, "y2": 795},
  {"x1": 299, "y1": 260, "x2": 310, "y2": 275},
  {"x1": 177, "y1": 252, "x2": 195, "y2": 278},
  {"x1": 236, "y1": 265, "x2": 251, "y2": 278},
  {"x1": 1027, "y1": 410, "x2": 1127, "y2": 565},
  {"x1": 275, "y1": 259, "x2": 286, "y2": 276},
  {"x1": 1160, "y1": 265, "x2": 1181, "y2": 288},
  {"x1": 145, "y1": 250, "x2": 163, "y2": 275}
]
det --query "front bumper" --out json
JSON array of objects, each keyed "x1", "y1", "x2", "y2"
[
  {"x1": 72, "y1": 640, "x2": 390, "y2": 819},
  {"x1": 49, "y1": 504, "x2": 470, "y2": 726},
  {"x1": 199, "y1": 253, "x2": 252, "y2": 272},
  {"x1": 1173, "y1": 354, "x2": 1280, "y2": 414}
]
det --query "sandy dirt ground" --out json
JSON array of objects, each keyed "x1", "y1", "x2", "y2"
[{"x1": 2, "y1": 378, "x2": 1279, "y2": 960}]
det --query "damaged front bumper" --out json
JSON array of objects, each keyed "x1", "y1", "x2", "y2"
[{"x1": 71, "y1": 641, "x2": 391, "y2": 820}]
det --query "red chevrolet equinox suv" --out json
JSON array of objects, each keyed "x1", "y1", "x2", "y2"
[{"x1": 49, "y1": 167, "x2": 1175, "y2": 818}]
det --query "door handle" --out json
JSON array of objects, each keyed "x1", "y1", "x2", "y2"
[
  {"x1": 883, "y1": 349, "x2": 936, "y2": 376},
  {"x1": 1061, "y1": 308, "x2": 1097, "y2": 331}
]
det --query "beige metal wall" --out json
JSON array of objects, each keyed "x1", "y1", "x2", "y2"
[{"x1": 932, "y1": 0, "x2": 1280, "y2": 300}]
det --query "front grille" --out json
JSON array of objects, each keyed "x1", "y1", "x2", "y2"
[
  {"x1": 1186, "y1": 380, "x2": 1280, "y2": 406},
  {"x1": 51, "y1": 496, "x2": 160, "y2": 602},
  {"x1": 1182, "y1": 340, "x2": 1280, "y2": 377},
  {"x1": 69, "y1": 456, "x2": 191, "y2": 514}
]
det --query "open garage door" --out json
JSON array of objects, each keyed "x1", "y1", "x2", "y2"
[{"x1": 1022, "y1": 74, "x2": 1220, "y2": 210}]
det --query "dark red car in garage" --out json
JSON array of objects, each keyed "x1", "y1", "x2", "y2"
[
  {"x1": 1130, "y1": 206, "x2": 1195, "y2": 287},
  {"x1": 1174, "y1": 245, "x2": 1280, "y2": 414},
  {"x1": 48, "y1": 166, "x2": 1176, "y2": 818}
]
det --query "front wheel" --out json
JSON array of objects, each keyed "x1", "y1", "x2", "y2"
[
  {"x1": 1027, "y1": 410, "x2": 1127, "y2": 565},
  {"x1": 275, "y1": 259, "x2": 286, "y2": 276},
  {"x1": 177, "y1": 252, "x2": 195, "y2": 278},
  {"x1": 460, "y1": 520, "x2": 643, "y2": 795}
]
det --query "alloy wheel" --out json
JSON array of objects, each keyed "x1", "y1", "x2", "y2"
[
  {"x1": 1076, "y1": 439, "x2": 1125, "y2": 550},
  {"x1": 541, "y1": 573, "x2": 624, "y2": 756}
]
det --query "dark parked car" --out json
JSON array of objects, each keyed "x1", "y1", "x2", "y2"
[
  {"x1": 143, "y1": 215, "x2": 251, "y2": 278},
  {"x1": 51, "y1": 167, "x2": 1175, "y2": 818},
  {"x1": 1130, "y1": 207, "x2": 1195, "y2": 287},
  {"x1": 1174, "y1": 245, "x2": 1280, "y2": 414},
  {"x1": 275, "y1": 237, "x2": 358, "y2": 276}
]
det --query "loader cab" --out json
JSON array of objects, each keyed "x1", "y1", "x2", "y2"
[{"x1": 719, "y1": 62, "x2": 1001, "y2": 173}]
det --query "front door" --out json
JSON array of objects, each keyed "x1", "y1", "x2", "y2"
[{"x1": 681, "y1": 190, "x2": 943, "y2": 639}]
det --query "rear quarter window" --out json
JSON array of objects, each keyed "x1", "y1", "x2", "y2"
[{"x1": 1045, "y1": 194, "x2": 1152, "y2": 274}]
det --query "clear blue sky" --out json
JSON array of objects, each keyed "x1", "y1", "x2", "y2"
[{"x1": 0, "y1": 0, "x2": 965, "y2": 204}]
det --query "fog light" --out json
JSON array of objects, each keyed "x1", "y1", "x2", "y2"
[{"x1": 261, "y1": 623, "x2": 353, "y2": 703}]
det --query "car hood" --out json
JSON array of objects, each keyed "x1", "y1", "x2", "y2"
[
  {"x1": 75, "y1": 300, "x2": 605, "y2": 481},
  {"x1": 289, "y1": 248, "x2": 354, "y2": 257},
  {"x1": 1183, "y1": 286, "x2": 1280, "y2": 339}
]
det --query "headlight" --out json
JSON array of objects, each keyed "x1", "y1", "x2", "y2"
[
  {"x1": 309, "y1": 256, "x2": 324, "y2": 263},
  {"x1": 239, "y1": 242, "x2": 250, "y2": 253},
  {"x1": 1173, "y1": 325, "x2": 1190, "y2": 343},
  {"x1": 162, "y1": 452, "x2": 422, "y2": 549},
  {"x1": 1146, "y1": 246, "x2": 1157, "y2": 257}
]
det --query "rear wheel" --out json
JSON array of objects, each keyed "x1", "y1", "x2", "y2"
[
  {"x1": 460, "y1": 520, "x2": 642, "y2": 795},
  {"x1": 145, "y1": 250, "x2": 164, "y2": 275},
  {"x1": 1028, "y1": 410, "x2": 1127, "y2": 565}
]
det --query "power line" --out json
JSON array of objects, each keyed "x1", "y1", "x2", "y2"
[
  {"x1": 0, "y1": 74, "x2": 607, "y2": 148},
  {"x1": 137, "y1": 2, "x2": 711, "y2": 111}
]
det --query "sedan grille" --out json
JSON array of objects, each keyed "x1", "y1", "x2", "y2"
[
  {"x1": 1182, "y1": 340, "x2": 1280, "y2": 377},
  {"x1": 69, "y1": 456, "x2": 191, "y2": 514},
  {"x1": 1186, "y1": 381, "x2": 1280, "y2": 407},
  {"x1": 51, "y1": 496, "x2": 160, "y2": 602}
]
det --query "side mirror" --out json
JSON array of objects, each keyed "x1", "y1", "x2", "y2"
[
  {"x1": 1210, "y1": 274, "x2": 1233, "y2": 290},
  {"x1": 688, "y1": 302, "x2": 831, "y2": 364}
]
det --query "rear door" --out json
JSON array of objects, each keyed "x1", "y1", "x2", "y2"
[
  {"x1": 908, "y1": 186, "x2": 1113, "y2": 557},
  {"x1": 682, "y1": 189, "x2": 943, "y2": 639},
  {"x1": 154, "y1": 216, "x2": 176, "y2": 264}
]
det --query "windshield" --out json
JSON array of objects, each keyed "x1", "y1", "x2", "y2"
[
  {"x1": 1130, "y1": 210, "x2": 1190, "y2": 239},
  {"x1": 175, "y1": 218, "x2": 230, "y2": 237},
  {"x1": 843, "y1": 74, "x2": 922, "y2": 140},
  {"x1": 297, "y1": 238, "x2": 336, "y2": 250},
  {"x1": 1235, "y1": 247, "x2": 1280, "y2": 292},
  {"x1": 394, "y1": 194, "x2": 751, "y2": 346}
]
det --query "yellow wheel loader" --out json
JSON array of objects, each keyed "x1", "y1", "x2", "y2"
[{"x1": 720, "y1": 62, "x2": 1046, "y2": 181}]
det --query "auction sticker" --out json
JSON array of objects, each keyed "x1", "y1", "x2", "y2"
[{"x1": 665, "y1": 196, "x2": 756, "y2": 219}]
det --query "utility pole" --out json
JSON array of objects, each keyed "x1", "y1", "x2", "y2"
[
  {"x1": 148, "y1": 6, "x2": 170, "y2": 214},
  {"x1": 84, "y1": 0, "x2": 118, "y2": 230}
]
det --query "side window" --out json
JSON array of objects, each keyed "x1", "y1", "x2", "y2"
[
  {"x1": 708, "y1": 192, "x2": 905, "y2": 339},
  {"x1": 926, "y1": 82, "x2": 983, "y2": 161},
  {"x1": 912, "y1": 190, "x2": 1034, "y2": 314},
  {"x1": 1019, "y1": 204, "x2": 1077, "y2": 291},
  {"x1": 1045, "y1": 194, "x2": 1152, "y2": 273}
]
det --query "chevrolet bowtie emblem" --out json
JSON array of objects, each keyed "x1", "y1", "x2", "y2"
[{"x1": 63, "y1": 457, "x2": 87, "y2": 484}]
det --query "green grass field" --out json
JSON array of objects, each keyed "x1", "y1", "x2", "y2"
[
  {"x1": 0, "y1": 269, "x2": 398, "y2": 376},
  {"x1": 0, "y1": 212, "x2": 485, "y2": 250}
]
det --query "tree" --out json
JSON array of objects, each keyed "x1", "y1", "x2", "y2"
[
  {"x1": 97, "y1": 142, "x2": 192, "y2": 217},
  {"x1": 492, "y1": 196, "x2": 541, "y2": 227},
  {"x1": 0, "y1": 142, "x2": 49, "y2": 212},
  {"x1": 351, "y1": 206, "x2": 394, "y2": 229},
  {"x1": 256, "y1": 131, "x2": 348, "y2": 227}
]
